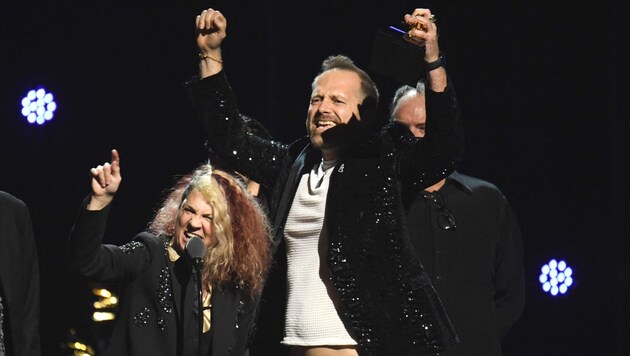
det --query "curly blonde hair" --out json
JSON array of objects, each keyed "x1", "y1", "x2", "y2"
[{"x1": 149, "y1": 165, "x2": 272, "y2": 297}]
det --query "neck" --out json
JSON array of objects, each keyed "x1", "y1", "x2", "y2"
[
  {"x1": 424, "y1": 178, "x2": 446, "y2": 193},
  {"x1": 320, "y1": 148, "x2": 338, "y2": 161}
]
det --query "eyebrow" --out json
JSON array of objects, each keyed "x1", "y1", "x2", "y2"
[{"x1": 182, "y1": 204, "x2": 213, "y2": 216}]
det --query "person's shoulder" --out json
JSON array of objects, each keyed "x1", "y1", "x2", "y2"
[
  {"x1": 134, "y1": 231, "x2": 164, "y2": 244},
  {"x1": 450, "y1": 173, "x2": 514, "y2": 210},
  {"x1": 287, "y1": 136, "x2": 311, "y2": 156},
  {"x1": 450, "y1": 172, "x2": 502, "y2": 193},
  {"x1": 288, "y1": 136, "x2": 310, "y2": 148},
  {"x1": 0, "y1": 190, "x2": 28, "y2": 210},
  {"x1": 133, "y1": 232, "x2": 169, "y2": 252}
]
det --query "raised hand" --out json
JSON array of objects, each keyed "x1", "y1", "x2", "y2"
[
  {"x1": 403, "y1": 8, "x2": 440, "y2": 62},
  {"x1": 404, "y1": 8, "x2": 446, "y2": 92},
  {"x1": 196, "y1": 9, "x2": 226, "y2": 60},
  {"x1": 87, "y1": 149, "x2": 122, "y2": 211}
]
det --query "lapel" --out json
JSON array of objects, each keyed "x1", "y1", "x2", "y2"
[
  {"x1": 323, "y1": 159, "x2": 345, "y2": 232},
  {"x1": 272, "y1": 144, "x2": 316, "y2": 253}
]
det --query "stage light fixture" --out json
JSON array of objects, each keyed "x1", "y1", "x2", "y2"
[
  {"x1": 539, "y1": 258, "x2": 574, "y2": 296},
  {"x1": 20, "y1": 87, "x2": 57, "y2": 125}
]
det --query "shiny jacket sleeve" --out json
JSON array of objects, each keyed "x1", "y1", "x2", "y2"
[
  {"x1": 394, "y1": 82, "x2": 465, "y2": 191},
  {"x1": 186, "y1": 71, "x2": 288, "y2": 189}
]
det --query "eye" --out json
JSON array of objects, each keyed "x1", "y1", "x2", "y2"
[
  {"x1": 183, "y1": 206, "x2": 195, "y2": 214},
  {"x1": 310, "y1": 97, "x2": 321, "y2": 104},
  {"x1": 203, "y1": 215, "x2": 214, "y2": 223}
]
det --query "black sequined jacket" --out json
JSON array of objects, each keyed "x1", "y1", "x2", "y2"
[
  {"x1": 68, "y1": 198, "x2": 258, "y2": 356},
  {"x1": 186, "y1": 71, "x2": 464, "y2": 355}
]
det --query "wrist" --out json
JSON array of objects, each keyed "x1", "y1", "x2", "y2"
[
  {"x1": 199, "y1": 53, "x2": 223, "y2": 63},
  {"x1": 424, "y1": 54, "x2": 445, "y2": 72},
  {"x1": 87, "y1": 195, "x2": 113, "y2": 211}
]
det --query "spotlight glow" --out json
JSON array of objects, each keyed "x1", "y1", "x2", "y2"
[
  {"x1": 21, "y1": 87, "x2": 57, "y2": 125},
  {"x1": 539, "y1": 259, "x2": 574, "y2": 296},
  {"x1": 92, "y1": 288, "x2": 117, "y2": 323}
]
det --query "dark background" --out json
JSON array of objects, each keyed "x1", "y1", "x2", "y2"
[{"x1": 1, "y1": 1, "x2": 628, "y2": 354}]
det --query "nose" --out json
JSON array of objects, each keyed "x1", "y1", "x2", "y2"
[
  {"x1": 317, "y1": 97, "x2": 333, "y2": 114},
  {"x1": 411, "y1": 127, "x2": 425, "y2": 138},
  {"x1": 187, "y1": 214, "x2": 203, "y2": 229}
]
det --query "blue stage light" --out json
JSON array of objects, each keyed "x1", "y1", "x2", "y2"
[
  {"x1": 21, "y1": 88, "x2": 57, "y2": 125},
  {"x1": 539, "y1": 258, "x2": 574, "y2": 296}
]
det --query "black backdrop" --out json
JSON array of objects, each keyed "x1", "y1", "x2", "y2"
[{"x1": 1, "y1": 1, "x2": 628, "y2": 354}]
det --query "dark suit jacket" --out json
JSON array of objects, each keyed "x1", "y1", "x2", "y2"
[
  {"x1": 0, "y1": 191, "x2": 41, "y2": 356},
  {"x1": 68, "y1": 198, "x2": 258, "y2": 356}
]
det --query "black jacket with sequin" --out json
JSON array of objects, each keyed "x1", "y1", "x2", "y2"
[
  {"x1": 68, "y1": 198, "x2": 258, "y2": 356},
  {"x1": 187, "y1": 71, "x2": 464, "y2": 356}
]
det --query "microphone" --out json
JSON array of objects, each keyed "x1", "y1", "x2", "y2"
[
  {"x1": 185, "y1": 236, "x2": 205, "y2": 269},
  {"x1": 185, "y1": 236, "x2": 205, "y2": 356}
]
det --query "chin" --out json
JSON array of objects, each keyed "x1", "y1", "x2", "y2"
[
  {"x1": 309, "y1": 135, "x2": 324, "y2": 148},
  {"x1": 174, "y1": 235, "x2": 186, "y2": 253}
]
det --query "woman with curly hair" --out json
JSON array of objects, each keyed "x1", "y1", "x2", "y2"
[{"x1": 68, "y1": 149, "x2": 272, "y2": 356}]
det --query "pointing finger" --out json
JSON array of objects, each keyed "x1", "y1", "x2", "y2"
[{"x1": 110, "y1": 149, "x2": 121, "y2": 176}]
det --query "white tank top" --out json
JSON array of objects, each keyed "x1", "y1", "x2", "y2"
[{"x1": 281, "y1": 160, "x2": 357, "y2": 346}]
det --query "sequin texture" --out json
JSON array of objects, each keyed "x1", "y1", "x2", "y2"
[
  {"x1": 134, "y1": 307, "x2": 150, "y2": 328},
  {"x1": 157, "y1": 317, "x2": 167, "y2": 331},
  {"x1": 120, "y1": 241, "x2": 144, "y2": 254},
  {"x1": 189, "y1": 70, "x2": 464, "y2": 355},
  {"x1": 157, "y1": 267, "x2": 173, "y2": 314}
]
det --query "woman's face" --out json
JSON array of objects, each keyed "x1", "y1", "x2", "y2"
[{"x1": 174, "y1": 189, "x2": 215, "y2": 253}]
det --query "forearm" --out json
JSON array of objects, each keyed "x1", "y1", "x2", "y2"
[
  {"x1": 199, "y1": 50, "x2": 223, "y2": 78},
  {"x1": 186, "y1": 72, "x2": 287, "y2": 185},
  {"x1": 425, "y1": 63, "x2": 447, "y2": 92},
  {"x1": 68, "y1": 196, "x2": 112, "y2": 276},
  {"x1": 398, "y1": 83, "x2": 464, "y2": 188},
  {"x1": 87, "y1": 194, "x2": 113, "y2": 211},
  {"x1": 187, "y1": 71, "x2": 245, "y2": 146},
  {"x1": 426, "y1": 80, "x2": 464, "y2": 159}
]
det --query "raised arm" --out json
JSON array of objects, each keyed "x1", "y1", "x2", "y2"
[
  {"x1": 69, "y1": 149, "x2": 152, "y2": 282},
  {"x1": 187, "y1": 9, "x2": 289, "y2": 190},
  {"x1": 393, "y1": 8, "x2": 463, "y2": 191},
  {"x1": 404, "y1": 8, "x2": 447, "y2": 92},
  {"x1": 196, "y1": 8, "x2": 227, "y2": 78}
]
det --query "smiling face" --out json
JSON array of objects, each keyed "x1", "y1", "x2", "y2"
[
  {"x1": 174, "y1": 188, "x2": 215, "y2": 253},
  {"x1": 307, "y1": 69, "x2": 363, "y2": 159}
]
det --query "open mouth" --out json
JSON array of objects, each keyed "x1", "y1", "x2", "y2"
[
  {"x1": 184, "y1": 231, "x2": 202, "y2": 241},
  {"x1": 317, "y1": 120, "x2": 336, "y2": 128},
  {"x1": 314, "y1": 118, "x2": 339, "y2": 133}
]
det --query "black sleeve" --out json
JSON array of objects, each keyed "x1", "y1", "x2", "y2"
[
  {"x1": 67, "y1": 196, "x2": 150, "y2": 283},
  {"x1": 395, "y1": 81, "x2": 465, "y2": 191},
  {"x1": 185, "y1": 72, "x2": 289, "y2": 189}
]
